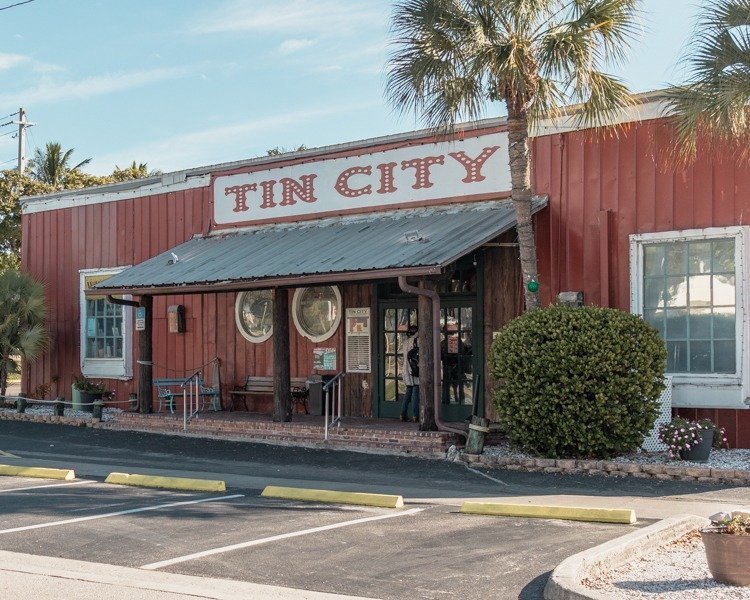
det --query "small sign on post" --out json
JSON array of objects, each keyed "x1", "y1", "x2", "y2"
[{"x1": 135, "y1": 306, "x2": 146, "y2": 331}]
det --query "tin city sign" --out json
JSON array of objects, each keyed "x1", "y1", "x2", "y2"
[{"x1": 213, "y1": 131, "x2": 510, "y2": 226}]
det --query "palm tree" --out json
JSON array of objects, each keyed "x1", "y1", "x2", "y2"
[
  {"x1": 0, "y1": 270, "x2": 48, "y2": 399},
  {"x1": 386, "y1": 0, "x2": 640, "y2": 310},
  {"x1": 29, "y1": 142, "x2": 92, "y2": 187},
  {"x1": 661, "y1": 0, "x2": 750, "y2": 164},
  {"x1": 110, "y1": 161, "x2": 162, "y2": 182}
]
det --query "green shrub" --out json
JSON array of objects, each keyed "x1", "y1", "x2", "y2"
[{"x1": 490, "y1": 305, "x2": 666, "y2": 459}]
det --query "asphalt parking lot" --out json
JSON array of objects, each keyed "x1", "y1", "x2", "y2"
[{"x1": 0, "y1": 475, "x2": 636, "y2": 600}]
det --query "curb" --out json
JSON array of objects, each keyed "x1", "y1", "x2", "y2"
[
  {"x1": 104, "y1": 472, "x2": 226, "y2": 492},
  {"x1": 261, "y1": 485, "x2": 404, "y2": 508},
  {"x1": 543, "y1": 514, "x2": 710, "y2": 600},
  {"x1": 460, "y1": 502, "x2": 636, "y2": 524},
  {"x1": 0, "y1": 464, "x2": 75, "y2": 480}
]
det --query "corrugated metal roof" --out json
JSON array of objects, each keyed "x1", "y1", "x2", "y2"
[{"x1": 94, "y1": 198, "x2": 547, "y2": 295}]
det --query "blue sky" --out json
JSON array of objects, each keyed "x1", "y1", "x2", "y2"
[{"x1": 0, "y1": 0, "x2": 699, "y2": 176}]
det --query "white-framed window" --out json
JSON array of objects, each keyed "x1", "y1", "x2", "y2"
[
  {"x1": 631, "y1": 227, "x2": 749, "y2": 394},
  {"x1": 235, "y1": 290, "x2": 274, "y2": 343},
  {"x1": 79, "y1": 268, "x2": 133, "y2": 379},
  {"x1": 292, "y1": 285, "x2": 342, "y2": 343}
]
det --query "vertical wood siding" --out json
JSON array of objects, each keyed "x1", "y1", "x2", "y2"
[
  {"x1": 532, "y1": 119, "x2": 750, "y2": 447},
  {"x1": 22, "y1": 184, "x2": 352, "y2": 412}
]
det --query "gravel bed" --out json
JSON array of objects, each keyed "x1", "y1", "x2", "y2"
[
  {"x1": 585, "y1": 531, "x2": 750, "y2": 599},
  {"x1": 0, "y1": 404, "x2": 122, "y2": 422},
  {"x1": 480, "y1": 442, "x2": 750, "y2": 470}
]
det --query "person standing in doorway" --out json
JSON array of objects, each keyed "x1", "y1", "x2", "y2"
[{"x1": 401, "y1": 325, "x2": 419, "y2": 423}]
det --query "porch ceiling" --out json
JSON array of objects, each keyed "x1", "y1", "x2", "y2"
[{"x1": 91, "y1": 198, "x2": 547, "y2": 296}]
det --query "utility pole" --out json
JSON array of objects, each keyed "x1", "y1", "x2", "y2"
[{"x1": 14, "y1": 108, "x2": 35, "y2": 174}]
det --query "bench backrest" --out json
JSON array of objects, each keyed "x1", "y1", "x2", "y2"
[
  {"x1": 242, "y1": 376, "x2": 308, "y2": 392},
  {"x1": 154, "y1": 377, "x2": 214, "y2": 395}
]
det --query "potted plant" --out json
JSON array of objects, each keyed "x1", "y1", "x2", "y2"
[
  {"x1": 657, "y1": 417, "x2": 727, "y2": 462},
  {"x1": 701, "y1": 511, "x2": 750, "y2": 586},
  {"x1": 72, "y1": 374, "x2": 111, "y2": 413}
]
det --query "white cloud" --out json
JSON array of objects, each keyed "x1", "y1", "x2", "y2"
[
  {"x1": 87, "y1": 101, "x2": 381, "y2": 175},
  {"x1": 0, "y1": 65, "x2": 194, "y2": 111},
  {"x1": 0, "y1": 53, "x2": 29, "y2": 70},
  {"x1": 188, "y1": 0, "x2": 384, "y2": 36},
  {"x1": 278, "y1": 38, "x2": 316, "y2": 55}
]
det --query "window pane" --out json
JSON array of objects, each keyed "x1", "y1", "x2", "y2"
[
  {"x1": 714, "y1": 340, "x2": 736, "y2": 373},
  {"x1": 384, "y1": 333, "x2": 396, "y2": 354},
  {"x1": 644, "y1": 278, "x2": 664, "y2": 308},
  {"x1": 667, "y1": 341, "x2": 687, "y2": 372},
  {"x1": 713, "y1": 274, "x2": 735, "y2": 306},
  {"x1": 384, "y1": 309, "x2": 396, "y2": 331},
  {"x1": 237, "y1": 290, "x2": 273, "y2": 342},
  {"x1": 689, "y1": 341, "x2": 712, "y2": 373},
  {"x1": 665, "y1": 309, "x2": 687, "y2": 339},
  {"x1": 689, "y1": 242, "x2": 712, "y2": 274},
  {"x1": 644, "y1": 309, "x2": 664, "y2": 336},
  {"x1": 688, "y1": 274, "x2": 711, "y2": 307},
  {"x1": 689, "y1": 308, "x2": 711, "y2": 339},
  {"x1": 665, "y1": 277, "x2": 687, "y2": 307},
  {"x1": 644, "y1": 245, "x2": 665, "y2": 276},
  {"x1": 713, "y1": 307, "x2": 736, "y2": 339},
  {"x1": 713, "y1": 239, "x2": 735, "y2": 273},
  {"x1": 295, "y1": 286, "x2": 340, "y2": 340},
  {"x1": 666, "y1": 244, "x2": 687, "y2": 275}
]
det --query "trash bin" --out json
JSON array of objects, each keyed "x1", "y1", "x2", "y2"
[
  {"x1": 307, "y1": 374, "x2": 336, "y2": 416},
  {"x1": 307, "y1": 375, "x2": 323, "y2": 415}
]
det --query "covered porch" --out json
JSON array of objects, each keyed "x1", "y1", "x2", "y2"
[{"x1": 90, "y1": 199, "x2": 546, "y2": 439}]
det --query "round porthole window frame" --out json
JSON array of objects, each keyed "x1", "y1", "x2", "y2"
[
  {"x1": 292, "y1": 285, "x2": 342, "y2": 343},
  {"x1": 235, "y1": 290, "x2": 274, "y2": 344}
]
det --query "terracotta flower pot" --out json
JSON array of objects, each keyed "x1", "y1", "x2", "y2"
[{"x1": 701, "y1": 529, "x2": 750, "y2": 586}]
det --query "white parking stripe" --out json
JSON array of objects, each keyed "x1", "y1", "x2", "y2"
[
  {"x1": 0, "y1": 494, "x2": 245, "y2": 535},
  {"x1": 0, "y1": 451, "x2": 19, "y2": 458},
  {"x1": 0, "y1": 480, "x2": 93, "y2": 493},
  {"x1": 141, "y1": 506, "x2": 424, "y2": 570}
]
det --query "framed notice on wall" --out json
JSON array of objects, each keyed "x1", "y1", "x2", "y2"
[
  {"x1": 345, "y1": 307, "x2": 371, "y2": 373},
  {"x1": 313, "y1": 347, "x2": 337, "y2": 371}
]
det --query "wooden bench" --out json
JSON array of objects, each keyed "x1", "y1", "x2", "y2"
[
  {"x1": 229, "y1": 376, "x2": 309, "y2": 414},
  {"x1": 153, "y1": 377, "x2": 220, "y2": 414}
]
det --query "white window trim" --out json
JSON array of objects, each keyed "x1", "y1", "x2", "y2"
[
  {"x1": 292, "y1": 285, "x2": 342, "y2": 343},
  {"x1": 630, "y1": 226, "x2": 750, "y2": 398},
  {"x1": 235, "y1": 291, "x2": 273, "y2": 344},
  {"x1": 79, "y1": 267, "x2": 133, "y2": 380}
]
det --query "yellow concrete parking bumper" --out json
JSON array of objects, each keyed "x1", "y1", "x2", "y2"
[
  {"x1": 459, "y1": 502, "x2": 636, "y2": 524},
  {"x1": 0, "y1": 464, "x2": 75, "y2": 480},
  {"x1": 105, "y1": 472, "x2": 226, "y2": 492},
  {"x1": 261, "y1": 485, "x2": 404, "y2": 508}
]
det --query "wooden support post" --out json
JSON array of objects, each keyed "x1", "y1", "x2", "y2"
[
  {"x1": 138, "y1": 295, "x2": 153, "y2": 414},
  {"x1": 273, "y1": 288, "x2": 291, "y2": 422},
  {"x1": 418, "y1": 278, "x2": 436, "y2": 431}
]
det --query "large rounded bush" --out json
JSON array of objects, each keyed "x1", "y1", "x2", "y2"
[{"x1": 490, "y1": 305, "x2": 666, "y2": 459}]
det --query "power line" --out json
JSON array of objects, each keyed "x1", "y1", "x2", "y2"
[
  {"x1": 0, "y1": 111, "x2": 19, "y2": 121},
  {"x1": 0, "y1": 130, "x2": 16, "y2": 139},
  {"x1": 0, "y1": 120, "x2": 14, "y2": 128},
  {"x1": 0, "y1": 0, "x2": 35, "y2": 11},
  {"x1": 0, "y1": 158, "x2": 17, "y2": 166}
]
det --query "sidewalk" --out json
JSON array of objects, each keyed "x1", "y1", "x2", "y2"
[{"x1": 0, "y1": 550, "x2": 379, "y2": 600}]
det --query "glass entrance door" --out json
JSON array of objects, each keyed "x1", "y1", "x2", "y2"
[
  {"x1": 379, "y1": 305, "x2": 418, "y2": 418},
  {"x1": 378, "y1": 301, "x2": 478, "y2": 421},
  {"x1": 440, "y1": 304, "x2": 475, "y2": 422}
]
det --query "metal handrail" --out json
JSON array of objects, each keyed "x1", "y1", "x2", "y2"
[
  {"x1": 182, "y1": 370, "x2": 202, "y2": 431},
  {"x1": 324, "y1": 371, "x2": 345, "y2": 441}
]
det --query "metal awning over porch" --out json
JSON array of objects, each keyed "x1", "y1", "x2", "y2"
[{"x1": 92, "y1": 198, "x2": 547, "y2": 296}]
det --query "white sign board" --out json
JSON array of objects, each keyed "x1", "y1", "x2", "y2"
[
  {"x1": 346, "y1": 307, "x2": 371, "y2": 373},
  {"x1": 213, "y1": 131, "x2": 510, "y2": 226}
]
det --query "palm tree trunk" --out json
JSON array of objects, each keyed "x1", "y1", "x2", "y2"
[{"x1": 507, "y1": 108, "x2": 540, "y2": 311}]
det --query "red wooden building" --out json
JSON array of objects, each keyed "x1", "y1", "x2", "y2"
[{"x1": 20, "y1": 91, "x2": 750, "y2": 447}]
